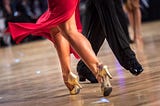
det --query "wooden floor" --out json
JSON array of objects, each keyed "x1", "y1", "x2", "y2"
[{"x1": 0, "y1": 21, "x2": 160, "y2": 106}]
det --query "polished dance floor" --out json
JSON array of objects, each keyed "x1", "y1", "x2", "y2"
[{"x1": 0, "y1": 21, "x2": 160, "y2": 106}]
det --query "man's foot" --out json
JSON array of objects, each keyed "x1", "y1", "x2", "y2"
[
  {"x1": 77, "y1": 60, "x2": 98, "y2": 83},
  {"x1": 127, "y1": 58, "x2": 143, "y2": 76},
  {"x1": 0, "y1": 37, "x2": 8, "y2": 47}
]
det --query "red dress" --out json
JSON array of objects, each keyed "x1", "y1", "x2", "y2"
[{"x1": 7, "y1": 0, "x2": 82, "y2": 58}]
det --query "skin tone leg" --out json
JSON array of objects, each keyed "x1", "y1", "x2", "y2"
[
  {"x1": 50, "y1": 28, "x2": 74, "y2": 91},
  {"x1": 133, "y1": 0, "x2": 143, "y2": 42},
  {"x1": 127, "y1": 8, "x2": 134, "y2": 40},
  {"x1": 50, "y1": 12, "x2": 112, "y2": 96},
  {"x1": 57, "y1": 12, "x2": 101, "y2": 77},
  {"x1": 125, "y1": 0, "x2": 143, "y2": 43}
]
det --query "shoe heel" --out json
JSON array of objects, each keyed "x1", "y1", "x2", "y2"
[
  {"x1": 101, "y1": 76, "x2": 112, "y2": 96},
  {"x1": 97, "y1": 65, "x2": 112, "y2": 96}
]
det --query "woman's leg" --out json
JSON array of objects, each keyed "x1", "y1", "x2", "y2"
[
  {"x1": 58, "y1": 13, "x2": 101, "y2": 76},
  {"x1": 132, "y1": 0, "x2": 143, "y2": 43},
  {"x1": 50, "y1": 28, "x2": 71, "y2": 80},
  {"x1": 50, "y1": 28, "x2": 81, "y2": 94},
  {"x1": 125, "y1": 0, "x2": 143, "y2": 43},
  {"x1": 127, "y1": 10, "x2": 134, "y2": 40},
  {"x1": 57, "y1": 13, "x2": 112, "y2": 96},
  {"x1": 124, "y1": 0, "x2": 135, "y2": 41},
  {"x1": 77, "y1": 0, "x2": 104, "y2": 83}
]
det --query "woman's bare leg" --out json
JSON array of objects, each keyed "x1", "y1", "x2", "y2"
[
  {"x1": 50, "y1": 28, "x2": 81, "y2": 93},
  {"x1": 50, "y1": 29, "x2": 70, "y2": 77},
  {"x1": 126, "y1": 0, "x2": 143, "y2": 43},
  {"x1": 127, "y1": 9, "x2": 135, "y2": 40},
  {"x1": 57, "y1": 12, "x2": 112, "y2": 96},
  {"x1": 58, "y1": 13, "x2": 100, "y2": 76},
  {"x1": 124, "y1": 0, "x2": 143, "y2": 43},
  {"x1": 133, "y1": 0, "x2": 143, "y2": 43}
]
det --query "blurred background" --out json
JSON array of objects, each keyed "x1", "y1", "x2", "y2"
[{"x1": 0, "y1": 0, "x2": 160, "y2": 47}]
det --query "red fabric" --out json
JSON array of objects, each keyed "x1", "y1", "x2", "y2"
[{"x1": 7, "y1": 0, "x2": 82, "y2": 59}]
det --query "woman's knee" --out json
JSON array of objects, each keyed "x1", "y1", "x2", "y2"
[
  {"x1": 58, "y1": 23, "x2": 78, "y2": 41},
  {"x1": 131, "y1": 0, "x2": 140, "y2": 10},
  {"x1": 58, "y1": 12, "x2": 78, "y2": 38},
  {"x1": 126, "y1": 0, "x2": 140, "y2": 11}
]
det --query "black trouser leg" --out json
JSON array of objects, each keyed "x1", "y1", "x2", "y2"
[
  {"x1": 114, "y1": 0, "x2": 132, "y2": 43},
  {"x1": 77, "y1": 0, "x2": 143, "y2": 79},
  {"x1": 93, "y1": 0, "x2": 136, "y2": 69},
  {"x1": 77, "y1": 0, "x2": 135, "y2": 74}
]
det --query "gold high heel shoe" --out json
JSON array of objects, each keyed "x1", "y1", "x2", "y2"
[
  {"x1": 97, "y1": 65, "x2": 112, "y2": 96},
  {"x1": 65, "y1": 72, "x2": 82, "y2": 95}
]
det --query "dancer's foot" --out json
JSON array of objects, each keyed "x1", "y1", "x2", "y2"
[
  {"x1": 77, "y1": 60, "x2": 98, "y2": 83},
  {"x1": 78, "y1": 73, "x2": 98, "y2": 83},
  {"x1": 96, "y1": 65, "x2": 112, "y2": 96},
  {"x1": 64, "y1": 72, "x2": 82, "y2": 95},
  {"x1": 127, "y1": 58, "x2": 143, "y2": 76}
]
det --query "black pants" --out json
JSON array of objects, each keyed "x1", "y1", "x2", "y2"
[
  {"x1": 114, "y1": 0, "x2": 131, "y2": 42},
  {"x1": 77, "y1": 0, "x2": 136, "y2": 70}
]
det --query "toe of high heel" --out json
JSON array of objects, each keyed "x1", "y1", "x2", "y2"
[
  {"x1": 70, "y1": 85, "x2": 81, "y2": 95},
  {"x1": 67, "y1": 72, "x2": 82, "y2": 95}
]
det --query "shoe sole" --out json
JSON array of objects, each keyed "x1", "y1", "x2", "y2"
[{"x1": 103, "y1": 87, "x2": 112, "y2": 96}]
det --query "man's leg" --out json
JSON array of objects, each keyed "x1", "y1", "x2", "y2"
[
  {"x1": 77, "y1": 0, "x2": 143, "y2": 82},
  {"x1": 114, "y1": 0, "x2": 134, "y2": 43},
  {"x1": 94, "y1": 0, "x2": 143, "y2": 75}
]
